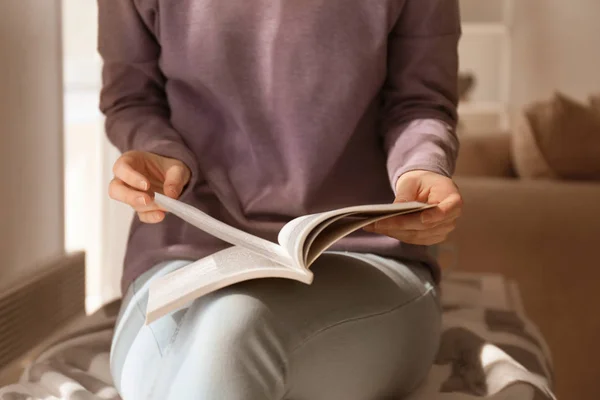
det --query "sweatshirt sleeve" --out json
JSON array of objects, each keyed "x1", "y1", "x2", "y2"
[
  {"x1": 97, "y1": 0, "x2": 200, "y2": 191},
  {"x1": 382, "y1": 0, "x2": 461, "y2": 191}
]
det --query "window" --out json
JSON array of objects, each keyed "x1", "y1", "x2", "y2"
[{"x1": 62, "y1": 0, "x2": 130, "y2": 312}]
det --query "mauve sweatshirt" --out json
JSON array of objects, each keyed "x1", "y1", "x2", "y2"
[{"x1": 98, "y1": 0, "x2": 461, "y2": 293}]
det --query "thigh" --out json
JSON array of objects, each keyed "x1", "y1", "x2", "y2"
[
  {"x1": 111, "y1": 260, "x2": 193, "y2": 399},
  {"x1": 225, "y1": 252, "x2": 438, "y2": 347},
  {"x1": 245, "y1": 252, "x2": 441, "y2": 400},
  {"x1": 196, "y1": 252, "x2": 440, "y2": 399},
  {"x1": 112, "y1": 253, "x2": 440, "y2": 400}
]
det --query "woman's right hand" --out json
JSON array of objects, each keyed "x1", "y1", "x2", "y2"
[{"x1": 108, "y1": 151, "x2": 191, "y2": 223}]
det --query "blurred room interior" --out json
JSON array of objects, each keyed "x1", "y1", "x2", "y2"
[{"x1": 0, "y1": 1, "x2": 598, "y2": 399}]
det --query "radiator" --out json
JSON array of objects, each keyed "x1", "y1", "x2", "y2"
[{"x1": 0, "y1": 252, "x2": 85, "y2": 371}]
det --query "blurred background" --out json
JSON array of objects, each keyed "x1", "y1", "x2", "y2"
[{"x1": 0, "y1": 0, "x2": 599, "y2": 398}]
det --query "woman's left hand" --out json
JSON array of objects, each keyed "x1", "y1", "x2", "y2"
[{"x1": 365, "y1": 170, "x2": 463, "y2": 245}]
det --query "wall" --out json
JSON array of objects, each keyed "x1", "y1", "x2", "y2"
[
  {"x1": 0, "y1": 0, "x2": 64, "y2": 292},
  {"x1": 511, "y1": 0, "x2": 600, "y2": 109}
]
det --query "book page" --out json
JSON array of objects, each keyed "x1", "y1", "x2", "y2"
[
  {"x1": 146, "y1": 246, "x2": 313, "y2": 324},
  {"x1": 301, "y1": 214, "x2": 351, "y2": 263},
  {"x1": 304, "y1": 206, "x2": 434, "y2": 266},
  {"x1": 278, "y1": 202, "x2": 434, "y2": 268},
  {"x1": 277, "y1": 213, "x2": 352, "y2": 269},
  {"x1": 154, "y1": 193, "x2": 291, "y2": 266}
]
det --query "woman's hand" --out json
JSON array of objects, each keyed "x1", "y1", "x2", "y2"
[
  {"x1": 108, "y1": 151, "x2": 191, "y2": 223},
  {"x1": 365, "y1": 170, "x2": 462, "y2": 245}
]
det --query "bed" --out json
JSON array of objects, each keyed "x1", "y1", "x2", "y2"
[{"x1": 0, "y1": 254, "x2": 556, "y2": 399}]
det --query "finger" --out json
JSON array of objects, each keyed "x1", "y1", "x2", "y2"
[
  {"x1": 390, "y1": 230, "x2": 450, "y2": 246},
  {"x1": 394, "y1": 175, "x2": 420, "y2": 202},
  {"x1": 422, "y1": 220, "x2": 458, "y2": 237},
  {"x1": 420, "y1": 193, "x2": 463, "y2": 224},
  {"x1": 108, "y1": 178, "x2": 157, "y2": 212},
  {"x1": 406, "y1": 234, "x2": 449, "y2": 246},
  {"x1": 371, "y1": 220, "x2": 457, "y2": 241},
  {"x1": 163, "y1": 164, "x2": 189, "y2": 199},
  {"x1": 368, "y1": 210, "x2": 459, "y2": 232},
  {"x1": 366, "y1": 214, "x2": 423, "y2": 232},
  {"x1": 372, "y1": 213, "x2": 428, "y2": 231},
  {"x1": 113, "y1": 154, "x2": 149, "y2": 191},
  {"x1": 137, "y1": 210, "x2": 165, "y2": 224},
  {"x1": 377, "y1": 228, "x2": 449, "y2": 245}
]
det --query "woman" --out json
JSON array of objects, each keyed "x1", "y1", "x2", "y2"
[{"x1": 100, "y1": 1, "x2": 462, "y2": 399}]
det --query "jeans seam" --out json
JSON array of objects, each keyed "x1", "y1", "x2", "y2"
[
  {"x1": 147, "y1": 308, "x2": 192, "y2": 400},
  {"x1": 289, "y1": 286, "x2": 434, "y2": 355},
  {"x1": 281, "y1": 287, "x2": 437, "y2": 399},
  {"x1": 341, "y1": 252, "x2": 433, "y2": 296},
  {"x1": 132, "y1": 279, "x2": 164, "y2": 358}
]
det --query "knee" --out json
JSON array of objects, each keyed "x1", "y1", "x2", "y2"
[
  {"x1": 153, "y1": 291, "x2": 289, "y2": 399},
  {"x1": 184, "y1": 289, "x2": 286, "y2": 354}
]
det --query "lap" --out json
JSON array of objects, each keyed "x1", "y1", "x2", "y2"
[{"x1": 111, "y1": 252, "x2": 441, "y2": 400}]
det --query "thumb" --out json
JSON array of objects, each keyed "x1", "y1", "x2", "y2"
[
  {"x1": 363, "y1": 174, "x2": 419, "y2": 233},
  {"x1": 394, "y1": 174, "x2": 420, "y2": 203},
  {"x1": 163, "y1": 163, "x2": 190, "y2": 199}
]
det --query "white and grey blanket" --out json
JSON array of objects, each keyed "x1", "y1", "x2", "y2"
[{"x1": 0, "y1": 273, "x2": 557, "y2": 399}]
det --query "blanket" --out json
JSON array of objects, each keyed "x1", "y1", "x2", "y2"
[{"x1": 0, "y1": 273, "x2": 557, "y2": 399}]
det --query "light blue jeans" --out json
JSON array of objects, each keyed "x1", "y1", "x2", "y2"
[{"x1": 110, "y1": 252, "x2": 441, "y2": 400}]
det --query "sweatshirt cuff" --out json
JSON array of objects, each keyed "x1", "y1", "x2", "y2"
[
  {"x1": 386, "y1": 119, "x2": 459, "y2": 194},
  {"x1": 140, "y1": 139, "x2": 201, "y2": 199}
]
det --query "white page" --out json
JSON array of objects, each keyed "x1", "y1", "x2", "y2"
[
  {"x1": 277, "y1": 214, "x2": 332, "y2": 269},
  {"x1": 154, "y1": 193, "x2": 291, "y2": 266},
  {"x1": 276, "y1": 211, "x2": 359, "y2": 269},
  {"x1": 278, "y1": 202, "x2": 433, "y2": 268},
  {"x1": 304, "y1": 206, "x2": 435, "y2": 266},
  {"x1": 149, "y1": 198, "x2": 433, "y2": 324},
  {"x1": 301, "y1": 214, "x2": 352, "y2": 264},
  {"x1": 146, "y1": 246, "x2": 313, "y2": 324}
]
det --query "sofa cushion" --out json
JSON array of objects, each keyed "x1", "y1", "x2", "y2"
[
  {"x1": 454, "y1": 133, "x2": 515, "y2": 178},
  {"x1": 511, "y1": 109, "x2": 558, "y2": 179},
  {"x1": 590, "y1": 93, "x2": 600, "y2": 113},
  {"x1": 512, "y1": 92, "x2": 600, "y2": 180}
]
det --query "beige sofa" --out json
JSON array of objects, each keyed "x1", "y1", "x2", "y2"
[{"x1": 446, "y1": 133, "x2": 600, "y2": 400}]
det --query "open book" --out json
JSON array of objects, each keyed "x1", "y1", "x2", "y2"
[{"x1": 145, "y1": 193, "x2": 435, "y2": 324}]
